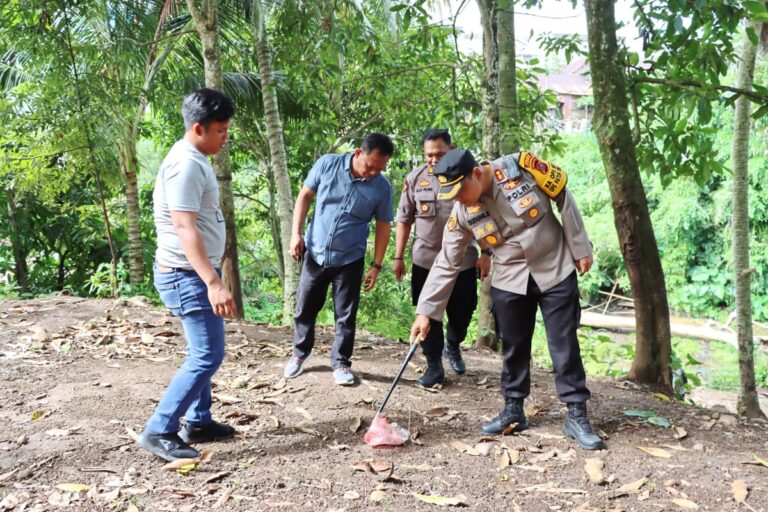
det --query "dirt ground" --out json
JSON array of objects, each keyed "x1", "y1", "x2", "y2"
[{"x1": 1, "y1": 296, "x2": 768, "y2": 512}]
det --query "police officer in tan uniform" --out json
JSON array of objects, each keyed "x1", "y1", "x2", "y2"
[
  {"x1": 410, "y1": 148, "x2": 604, "y2": 450},
  {"x1": 394, "y1": 130, "x2": 490, "y2": 387}
]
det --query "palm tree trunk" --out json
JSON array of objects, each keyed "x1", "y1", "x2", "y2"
[
  {"x1": 4, "y1": 187, "x2": 29, "y2": 292},
  {"x1": 255, "y1": 34, "x2": 298, "y2": 326},
  {"x1": 117, "y1": 137, "x2": 145, "y2": 286},
  {"x1": 585, "y1": 0, "x2": 672, "y2": 391},
  {"x1": 476, "y1": 0, "x2": 500, "y2": 350},
  {"x1": 731, "y1": 16, "x2": 765, "y2": 418},
  {"x1": 186, "y1": 0, "x2": 244, "y2": 317}
]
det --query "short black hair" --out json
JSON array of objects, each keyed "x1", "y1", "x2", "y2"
[
  {"x1": 182, "y1": 88, "x2": 235, "y2": 129},
  {"x1": 422, "y1": 128, "x2": 451, "y2": 146},
  {"x1": 361, "y1": 132, "x2": 395, "y2": 157}
]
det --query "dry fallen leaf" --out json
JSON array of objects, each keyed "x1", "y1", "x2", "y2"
[
  {"x1": 162, "y1": 458, "x2": 199, "y2": 471},
  {"x1": 501, "y1": 423, "x2": 520, "y2": 436},
  {"x1": 56, "y1": 483, "x2": 90, "y2": 492},
  {"x1": 672, "y1": 498, "x2": 698, "y2": 510},
  {"x1": 205, "y1": 471, "x2": 230, "y2": 484},
  {"x1": 673, "y1": 426, "x2": 688, "y2": 440},
  {"x1": 413, "y1": 493, "x2": 467, "y2": 507},
  {"x1": 451, "y1": 441, "x2": 480, "y2": 456},
  {"x1": 31, "y1": 410, "x2": 52, "y2": 421},
  {"x1": 369, "y1": 490, "x2": 386, "y2": 502},
  {"x1": 349, "y1": 416, "x2": 362, "y2": 433},
  {"x1": 343, "y1": 490, "x2": 360, "y2": 500},
  {"x1": 211, "y1": 393, "x2": 242, "y2": 405},
  {"x1": 127, "y1": 504, "x2": 140, "y2": 512},
  {"x1": 352, "y1": 461, "x2": 371, "y2": 472},
  {"x1": 637, "y1": 446, "x2": 672, "y2": 458},
  {"x1": 474, "y1": 442, "x2": 494, "y2": 457},
  {"x1": 497, "y1": 450, "x2": 511, "y2": 469},
  {"x1": 584, "y1": 458, "x2": 605, "y2": 485},
  {"x1": 617, "y1": 477, "x2": 648, "y2": 493},
  {"x1": 731, "y1": 480, "x2": 748, "y2": 503},
  {"x1": 425, "y1": 407, "x2": 449, "y2": 418},
  {"x1": 369, "y1": 460, "x2": 393, "y2": 474},
  {"x1": 295, "y1": 407, "x2": 313, "y2": 421},
  {"x1": 295, "y1": 426, "x2": 321, "y2": 437},
  {"x1": 46, "y1": 426, "x2": 81, "y2": 437}
]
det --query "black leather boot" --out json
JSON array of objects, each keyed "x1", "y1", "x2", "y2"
[
  {"x1": 443, "y1": 345, "x2": 466, "y2": 374},
  {"x1": 562, "y1": 402, "x2": 605, "y2": 450},
  {"x1": 417, "y1": 356, "x2": 445, "y2": 388},
  {"x1": 481, "y1": 398, "x2": 528, "y2": 435}
]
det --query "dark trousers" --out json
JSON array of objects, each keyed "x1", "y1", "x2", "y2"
[
  {"x1": 293, "y1": 255, "x2": 365, "y2": 369},
  {"x1": 491, "y1": 271, "x2": 590, "y2": 403},
  {"x1": 412, "y1": 264, "x2": 478, "y2": 358}
]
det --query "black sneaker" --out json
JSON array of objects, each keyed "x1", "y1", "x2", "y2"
[
  {"x1": 443, "y1": 346, "x2": 466, "y2": 374},
  {"x1": 138, "y1": 431, "x2": 199, "y2": 462},
  {"x1": 562, "y1": 402, "x2": 605, "y2": 450},
  {"x1": 481, "y1": 398, "x2": 529, "y2": 435},
  {"x1": 180, "y1": 421, "x2": 236, "y2": 444}
]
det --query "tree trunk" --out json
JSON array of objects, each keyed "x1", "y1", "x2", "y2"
[
  {"x1": 731, "y1": 17, "x2": 765, "y2": 418},
  {"x1": 4, "y1": 187, "x2": 29, "y2": 292},
  {"x1": 584, "y1": 0, "x2": 672, "y2": 391},
  {"x1": 475, "y1": 0, "x2": 500, "y2": 350},
  {"x1": 255, "y1": 34, "x2": 298, "y2": 326},
  {"x1": 186, "y1": 0, "x2": 244, "y2": 317},
  {"x1": 117, "y1": 137, "x2": 144, "y2": 286},
  {"x1": 497, "y1": 2, "x2": 517, "y2": 155}
]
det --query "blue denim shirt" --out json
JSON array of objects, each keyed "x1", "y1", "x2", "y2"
[{"x1": 304, "y1": 153, "x2": 394, "y2": 268}]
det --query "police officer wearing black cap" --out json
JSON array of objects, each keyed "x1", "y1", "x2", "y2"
[{"x1": 410, "y1": 148, "x2": 604, "y2": 450}]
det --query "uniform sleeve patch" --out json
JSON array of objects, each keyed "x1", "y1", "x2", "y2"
[
  {"x1": 518, "y1": 151, "x2": 568, "y2": 198},
  {"x1": 447, "y1": 215, "x2": 458, "y2": 231}
]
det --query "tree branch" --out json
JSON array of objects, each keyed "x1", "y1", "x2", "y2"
[{"x1": 631, "y1": 76, "x2": 768, "y2": 104}]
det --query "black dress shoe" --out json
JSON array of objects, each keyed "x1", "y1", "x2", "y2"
[
  {"x1": 562, "y1": 402, "x2": 605, "y2": 450},
  {"x1": 443, "y1": 346, "x2": 466, "y2": 374},
  {"x1": 481, "y1": 398, "x2": 529, "y2": 435},
  {"x1": 417, "y1": 356, "x2": 445, "y2": 388},
  {"x1": 180, "y1": 421, "x2": 236, "y2": 444},
  {"x1": 138, "y1": 431, "x2": 199, "y2": 462}
]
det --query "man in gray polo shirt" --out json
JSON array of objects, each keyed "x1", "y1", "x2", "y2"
[{"x1": 138, "y1": 89, "x2": 238, "y2": 462}]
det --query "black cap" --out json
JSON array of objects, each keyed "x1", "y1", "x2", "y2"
[{"x1": 434, "y1": 148, "x2": 479, "y2": 200}]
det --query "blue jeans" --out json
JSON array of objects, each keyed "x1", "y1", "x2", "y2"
[{"x1": 145, "y1": 266, "x2": 225, "y2": 435}]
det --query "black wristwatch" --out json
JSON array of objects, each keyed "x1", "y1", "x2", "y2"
[
  {"x1": 481, "y1": 248, "x2": 493, "y2": 256},
  {"x1": 371, "y1": 262, "x2": 383, "y2": 270}
]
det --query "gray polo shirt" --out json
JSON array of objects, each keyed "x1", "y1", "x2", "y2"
[{"x1": 153, "y1": 139, "x2": 225, "y2": 269}]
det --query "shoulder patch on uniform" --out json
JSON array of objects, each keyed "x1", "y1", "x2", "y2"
[
  {"x1": 447, "y1": 214, "x2": 458, "y2": 231},
  {"x1": 518, "y1": 151, "x2": 568, "y2": 198}
]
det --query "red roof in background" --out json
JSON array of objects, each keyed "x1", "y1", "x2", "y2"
[{"x1": 538, "y1": 56, "x2": 592, "y2": 97}]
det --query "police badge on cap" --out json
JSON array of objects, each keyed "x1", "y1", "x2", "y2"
[{"x1": 434, "y1": 148, "x2": 479, "y2": 200}]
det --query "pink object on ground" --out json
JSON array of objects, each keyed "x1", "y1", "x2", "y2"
[{"x1": 364, "y1": 414, "x2": 410, "y2": 447}]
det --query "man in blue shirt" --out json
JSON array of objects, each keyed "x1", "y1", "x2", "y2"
[{"x1": 284, "y1": 133, "x2": 395, "y2": 385}]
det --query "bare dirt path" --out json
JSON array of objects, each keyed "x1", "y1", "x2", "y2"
[{"x1": 1, "y1": 296, "x2": 767, "y2": 511}]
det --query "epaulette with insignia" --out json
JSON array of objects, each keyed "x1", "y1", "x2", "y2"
[{"x1": 518, "y1": 152, "x2": 567, "y2": 199}]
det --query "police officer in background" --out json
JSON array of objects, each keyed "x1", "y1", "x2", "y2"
[
  {"x1": 410, "y1": 148, "x2": 604, "y2": 450},
  {"x1": 393, "y1": 130, "x2": 490, "y2": 387}
]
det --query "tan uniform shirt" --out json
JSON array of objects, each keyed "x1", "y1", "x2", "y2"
[
  {"x1": 396, "y1": 164, "x2": 478, "y2": 271},
  {"x1": 416, "y1": 156, "x2": 592, "y2": 321}
]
